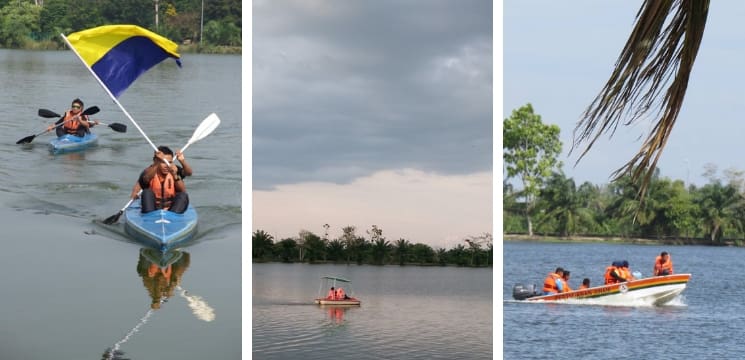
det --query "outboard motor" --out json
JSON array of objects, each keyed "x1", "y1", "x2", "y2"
[{"x1": 513, "y1": 283, "x2": 538, "y2": 300}]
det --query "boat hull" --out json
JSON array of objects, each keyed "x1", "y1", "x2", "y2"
[
  {"x1": 314, "y1": 298, "x2": 361, "y2": 306},
  {"x1": 523, "y1": 274, "x2": 690, "y2": 306},
  {"x1": 124, "y1": 200, "x2": 198, "y2": 252},
  {"x1": 49, "y1": 133, "x2": 98, "y2": 154}
]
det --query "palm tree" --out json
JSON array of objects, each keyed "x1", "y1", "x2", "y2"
[
  {"x1": 695, "y1": 182, "x2": 745, "y2": 243},
  {"x1": 574, "y1": 1, "x2": 710, "y2": 199},
  {"x1": 393, "y1": 238, "x2": 410, "y2": 265},
  {"x1": 252, "y1": 229, "x2": 274, "y2": 260}
]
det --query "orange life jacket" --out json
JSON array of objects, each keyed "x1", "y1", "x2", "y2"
[
  {"x1": 335, "y1": 288, "x2": 346, "y2": 299},
  {"x1": 563, "y1": 280, "x2": 572, "y2": 292},
  {"x1": 62, "y1": 110, "x2": 88, "y2": 134},
  {"x1": 604, "y1": 266, "x2": 618, "y2": 285},
  {"x1": 542, "y1": 273, "x2": 561, "y2": 293},
  {"x1": 149, "y1": 172, "x2": 176, "y2": 209},
  {"x1": 327, "y1": 289, "x2": 336, "y2": 299},
  {"x1": 578, "y1": 284, "x2": 589, "y2": 290},
  {"x1": 654, "y1": 256, "x2": 674, "y2": 275},
  {"x1": 622, "y1": 268, "x2": 635, "y2": 281}
]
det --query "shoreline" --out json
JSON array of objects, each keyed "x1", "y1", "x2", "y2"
[{"x1": 503, "y1": 234, "x2": 738, "y2": 247}]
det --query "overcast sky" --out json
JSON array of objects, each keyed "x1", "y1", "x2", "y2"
[
  {"x1": 252, "y1": 0, "x2": 493, "y2": 248},
  {"x1": 504, "y1": 1, "x2": 745, "y2": 188}
]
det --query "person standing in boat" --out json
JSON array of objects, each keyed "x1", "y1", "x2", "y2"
[
  {"x1": 47, "y1": 98, "x2": 99, "y2": 137},
  {"x1": 562, "y1": 270, "x2": 573, "y2": 292},
  {"x1": 130, "y1": 146, "x2": 193, "y2": 214},
  {"x1": 653, "y1": 251, "x2": 674, "y2": 276},
  {"x1": 542, "y1": 267, "x2": 565, "y2": 295}
]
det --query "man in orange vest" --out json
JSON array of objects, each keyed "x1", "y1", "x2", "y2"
[
  {"x1": 578, "y1": 278, "x2": 591, "y2": 290},
  {"x1": 542, "y1": 267, "x2": 565, "y2": 294},
  {"x1": 605, "y1": 261, "x2": 630, "y2": 284},
  {"x1": 130, "y1": 146, "x2": 193, "y2": 214},
  {"x1": 562, "y1": 270, "x2": 573, "y2": 292},
  {"x1": 653, "y1": 251, "x2": 674, "y2": 276}
]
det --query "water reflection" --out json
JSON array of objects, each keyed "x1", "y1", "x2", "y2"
[
  {"x1": 317, "y1": 305, "x2": 357, "y2": 325},
  {"x1": 102, "y1": 248, "x2": 206, "y2": 360}
]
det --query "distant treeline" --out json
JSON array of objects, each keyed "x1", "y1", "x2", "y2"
[
  {"x1": 0, "y1": 0, "x2": 240, "y2": 52},
  {"x1": 252, "y1": 226, "x2": 493, "y2": 268},
  {"x1": 504, "y1": 167, "x2": 745, "y2": 246}
]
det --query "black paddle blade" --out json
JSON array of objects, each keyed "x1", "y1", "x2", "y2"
[
  {"x1": 102, "y1": 210, "x2": 124, "y2": 225},
  {"x1": 16, "y1": 135, "x2": 36, "y2": 144},
  {"x1": 83, "y1": 106, "x2": 100, "y2": 116},
  {"x1": 38, "y1": 109, "x2": 61, "y2": 118},
  {"x1": 108, "y1": 123, "x2": 127, "y2": 133}
]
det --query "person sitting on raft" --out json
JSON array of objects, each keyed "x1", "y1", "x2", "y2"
[{"x1": 327, "y1": 287, "x2": 336, "y2": 300}]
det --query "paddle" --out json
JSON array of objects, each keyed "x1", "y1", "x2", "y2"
[
  {"x1": 16, "y1": 106, "x2": 100, "y2": 144},
  {"x1": 37, "y1": 107, "x2": 126, "y2": 133},
  {"x1": 101, "y1": 113, "x2": 221, "y2": 225}
]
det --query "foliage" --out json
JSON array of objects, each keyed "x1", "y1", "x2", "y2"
[
  {"x1": 1, "y1": 0, "x2": 241, "y2": 49},
  {"x1": 503, "y1": 103, "x2": 562, "y2": 236}
]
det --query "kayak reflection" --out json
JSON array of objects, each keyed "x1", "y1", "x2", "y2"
[
  {"x1": 137, "y1": 248, "x2": 191, "y2": 309},
  {"x1": 102, "y1": 248, "x2": 214, "y2": 360}
]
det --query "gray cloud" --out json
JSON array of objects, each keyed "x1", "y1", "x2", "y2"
[{"x1": 254, "y1": 0, "x2": 493, "y2": 189}]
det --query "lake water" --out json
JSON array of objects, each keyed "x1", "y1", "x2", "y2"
[
  {"x1": 0, "y1": 49, "x2": 241, "y2": 359},
  {"x1": 503, "y1": 241, "x2": 745, "y2": 359},
  {"x1": 253, "y1": 263, "x2": 493, "y2": 359}
]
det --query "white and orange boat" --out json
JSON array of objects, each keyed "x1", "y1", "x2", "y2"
[
  {"x1": 314, "y1": 276, "x2": 361, "y2": 306},
  {"x1": 513, "y1": 274, "x2": 691, "y2": 306}
]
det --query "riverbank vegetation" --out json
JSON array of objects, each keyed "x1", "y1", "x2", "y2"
[
  {"x1": 505, "y1": 103, "x2": 745, "y2": 246},
  {"x1": 0, "y1": 0, "x2": 240, "y2": 53},
  {"x1": 252, "y1": 226, "x2": 493, "y2": 268}
]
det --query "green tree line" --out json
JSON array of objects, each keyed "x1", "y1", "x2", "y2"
[
  {"x1": 0, "y1": 0, "x2": 240, "y2": 51},
  {"x1": 252, "y1": 225, "x2": 493, "y2": 268},
  {"x1": 504, "y1": 103, "x2": 745, "y2": 245}
]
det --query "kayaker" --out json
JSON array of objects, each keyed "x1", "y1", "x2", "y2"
[
  {"x1": 542, "y1": 267, "x2": 564, "y2": 294},
  {"x1": 562, "y1": 270, "x2": 572, "y2": 292},
  {"x1": 653, "y1": 251, "x2": 674, "y2": 276},
  {"x1": 578, "y1": 278, "x2": 591, "y2": 290},
  {"x1": 130, "y1": 146, "x2": 192, "y2": 214},
  {"x1": 327, "y1": 287, "x2": 336, "y2": 300},
  {"x1": 47, "y1": 98, "x2": 99, "y2": 137}
]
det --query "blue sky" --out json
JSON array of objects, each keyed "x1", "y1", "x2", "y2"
[{"x1": 504, "y1": 1, "x2": 745, "y2": 187}]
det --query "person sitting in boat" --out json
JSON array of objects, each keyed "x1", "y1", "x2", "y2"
[
  {"x1": 578, "y1": 278, "x2": 591, "y2": 290},
  {"x1": 604, "y1": 261, "x2": 631, "y2": 284},
  {"x1": 620, "y1": 260, "x2": 635, "y2": 281},
  {"x1": 327, "y1": 287, "x2": 336, "y2": 300},
  {"x1": 562, "y1": 270, "x2": 572, "y2": 292},
  {"x1": 130, "y1": 146, "x2": 193, "y2": 214},
  {"x1": 542, "y1": 267, "x2": 565, "y2": 295},
  {"x1": 335, "y1": 287, "x2": 350, "y2": 300},
  {"x1": 47, "y1": 98, "x2": 99, "y2": 137},
  {"x1": 653, "y1": 251, "x2": 674, "y2": 276}
]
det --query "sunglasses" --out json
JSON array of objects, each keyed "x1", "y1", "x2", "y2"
[{"x1": 71, "y1": 105, "x2": 81, "y2": 109}]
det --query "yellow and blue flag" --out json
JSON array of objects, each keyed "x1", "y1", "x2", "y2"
[{"x1": 66, "y1": 25, "x2": 181, "y2": 98}]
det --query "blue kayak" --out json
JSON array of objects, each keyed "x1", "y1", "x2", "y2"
[
  {"x1": 124, "y1": 199, "x2": 198, "y2": 252},
  {"x1": 48, "y1": 133, "x2": 98, "y2": 154}
]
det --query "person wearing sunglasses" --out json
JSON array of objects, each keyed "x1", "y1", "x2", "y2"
[{"x1": 47, "y1": 98, "x2": 99, "y2": 137}]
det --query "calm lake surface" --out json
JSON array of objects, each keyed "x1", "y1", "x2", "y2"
[
  {"x1": 503, "y1": 241, "x2": 745, "y2": 359},
  {"x1": 253, "y1": 263, "x2": 493, "y2": 359},
  {"x1": 0, "y1": 49, "x2": 241, "y2": 359}
]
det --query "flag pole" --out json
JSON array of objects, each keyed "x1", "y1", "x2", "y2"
[{"x1": 60, "y1": 33, "x2": 163, "y2": 157}]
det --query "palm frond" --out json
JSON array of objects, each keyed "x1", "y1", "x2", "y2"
[{"x1": 572, "y1": 0, "x2": 710, "y2": 199}]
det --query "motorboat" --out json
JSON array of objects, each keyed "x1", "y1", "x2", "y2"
[
  {"x1": 314, "y1": 276, "x2": 361, "y2": 306},
  {"x1": 513, "y1": 273, "x2": 690, "y2": 306}
]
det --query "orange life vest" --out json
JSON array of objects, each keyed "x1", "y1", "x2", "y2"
[
  {"x1": 149, "y1": 172, "x2": 176, "y2": 209},
  {"x1": 578, "y1": 284, "x2": 589, "y2": 290},
  {"x1": 542, "y1": 273, "x2": 561, "y2": 293},
  {"x1": 563, "y1": 280, "x2": 572, "y2": 292},
  {"x1": 604, "y1": 266, "x2": 618, "y2": 285},
  {"x1": 62, "y1": 110, "x2": 88, "y2": 134},
  {"x1": 327, "y1": 289, "x2": 336, "y2": 300},
  {"x1": 654, "y1": 255, "x2": 674, "y2": 275},
  {"x1": 335, "y1": 288, "x2": 346, "y2": 299}
]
